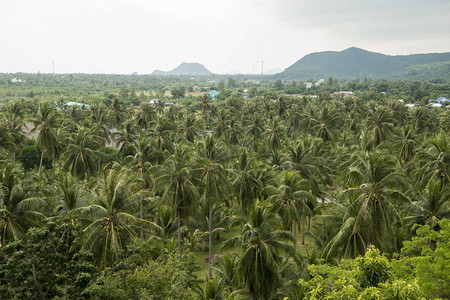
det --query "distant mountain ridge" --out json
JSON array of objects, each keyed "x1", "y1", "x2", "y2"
[
  {"x1": 277, "y1": 47, "x2": 450, "y2": 79},
  {"x1": 151, "y1": 62, "x2": 211, "y2": 76}
]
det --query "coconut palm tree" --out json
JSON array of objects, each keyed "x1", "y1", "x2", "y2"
[
  {"x1": 113, "y1": 119, "x2": 141, "y2": 157},
  {"x1": 155, "y1": 98, "x2": 166, "y2": 115},
  {"x1": 405, "y1": 180, "x2": 450, "y2": 231},
  {"x1": 135, "y1": 102, "x2": 156, "y2": 130},
  {"x1": 197, "y1": 277, "x2": 227, "y2": 300},
  {"x1": 151, "y1": 116, "x2": 174, "y2": 152},
  {"x1": 416, "y1": 130, "x2": 449, "y2": 188},
  {"x1": 311, "y1": 105, "x2": 342, "y2": 143},
  {"x1": 214, "y1": 109, "x2": 229, "y2": 139},
  {"x1": 0, "y1": 123, "x2": 11, "y2": 156},
  {"x1": 276, "y1": 95, "x2": 288, "y2": 117},
  {"x1": 440, "y1": 110, "x2": 450, "y2": 133},
  {"x1": 393, "y1": 125, "x2": 417, "y2": 167},
  {"x1": 322, "y1": 216, "x2": 367, "y2": 260},
  {"x1": 178, "y1": 112, "x2": 200, "y2": 143},
  {"x1": 63, "y1": 128, "x2": 98, "y2": 181},
  {"x1": 194, "y1": 136, "x2": 229, "y2": 278},
  {"x1": 32, "y1": 102, "x2": 60, "y2": 175},
  {"x1": 222, "y1": 201, "x2": 294, "y2": 300},
  {"x1": 188, "y1": 198, "x2": 230, "y2": 251},
  {"x1": 109, "y1": 97, "x2": 125, "y2": 128},
  {"x1": 201, "y1": 93, "x2": 212, "y2": 131},
  {"x1": 157, "y1": 145, "x2": 197, "y2": 261},
  {"x1": 366, "y1": 106, "x2": 394, "y2": 148},
  {"x1": 63, "y1": 105, "x2": 85, "y2": 133},
  {"x1": 155, "y1": 206, "x2": 178, "y2": 245},
  {"x1": 124, "y1": 134, "x2": 161, "y2": 184},
  {"x1": 388, "y1": 99, "x2": 408, "y2": 127},
  {"x1": 0, "y1": 164, "x2": 45, "y2": 245},
  {"x1": 4, "y1": 101, "x2": 26, "y2": 163},
  {"x1": 282, "y1": 139, "x2": 331, "y2": 197},
  {"x1": 407, "y1": 106, "x2": 432, "y2": 133},
  {"x1": 333, "y1": 151, "x2": 407, "y2": 256},
  {"x1": 90, "y1": 103, "x2": 112, "y2": 146},
  {"x1": 223, "y1": 119, "x2": 241, "y2": 146},
  {"x1": 265, "y1": 172, "x2": 315, "y2": 249},
  {"x1": 213, "y1": 255, "x2": 239, "y2": 294},
  {"x1": 51, "y1": 173, "x2": 87, "y2": 228},
  {"x1": 82, "y1": 164, "x2": 154, "y2": 268},
  {"x1": 286, "y1": 103, "x2": 302, "y2": 139},
  {"x1": 245, "y1": 114, "x2": 264, "y2": 149},
  {"x1": 232, "y1": 149, "x2": 261, "y2": 216},
  {"x1": 262, "y1": 117, "x2": 285, "y2": 152}
]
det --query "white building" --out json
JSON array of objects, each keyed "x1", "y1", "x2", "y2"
[{"x1": 11, "y1": 78, "x2": 26, "y2": 83}]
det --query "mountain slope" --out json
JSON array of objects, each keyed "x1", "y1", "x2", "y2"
[
  {"x1": 151, "y1": 62, "x2": 211, "y2": 76},
  {"x1": 277, "y1": 47, "x2": 450, "y2": 79}
]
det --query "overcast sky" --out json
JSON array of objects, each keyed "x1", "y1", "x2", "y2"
[{"x1": 1, "y1": 0, "x2": 449, "y2": 74}]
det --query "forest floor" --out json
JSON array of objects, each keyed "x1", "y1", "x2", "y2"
[{"x1": 193, "y1": 227, "x2": 316, "y2": 279}]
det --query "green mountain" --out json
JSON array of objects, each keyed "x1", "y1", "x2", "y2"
[
  {"x1": 277, "y1": 47, "x2": 450, "y2": 80},
  {"x1": 151, "y1": 62, "x2": 211, "y2": 76}
]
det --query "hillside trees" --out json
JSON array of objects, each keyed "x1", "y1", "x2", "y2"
[{"x1": 0, "y1": 75, "x2": 448, "y2": 298}]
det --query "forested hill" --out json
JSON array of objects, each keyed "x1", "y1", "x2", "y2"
[
  {"x1": 276, "y1": 47, "x2": 450, "y2": 80},
  {"x1": 151, "y1": 62, "x2": 212, "y2": 76}
]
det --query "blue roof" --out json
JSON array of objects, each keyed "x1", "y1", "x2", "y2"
[
  {"x1": 429, "y1": 97, "x2": 449, "y2": 103},
  {"x1": 209, "y1": 90, "x2": 220, "y2": 99}
]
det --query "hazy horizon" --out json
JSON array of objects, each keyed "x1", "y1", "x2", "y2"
[{"x1": 2, "y1": 0, "x2": 449, "y2": 75}]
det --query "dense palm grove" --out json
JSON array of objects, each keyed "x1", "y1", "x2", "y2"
[{"x1": 0, "y1": 75, "x2": 449, "y2": 299}]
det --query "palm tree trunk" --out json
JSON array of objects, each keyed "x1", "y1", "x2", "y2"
[
  {"x1": 241, "y1": 202, "x2": 245, "y2": 235},
  {"x1": 39, "y1": 151, "x2": 44, "y2": 175},
  {"x1": 208, "y1": 194, "x2": 213, "y2": 279},
  {"x1": 12, "y1": 151, "x2": 15, "y2": 164},
  {"x1": 285, "y1": 239, "x2": 288, "y2": 259},
  {"x1": 140, "y1": 197, "x2": 144, "y2": 240},
  {"x1": 302, "y1": 217, "x2": 305, "y2": 245},
  {"x1": 308, "y1": 215, "x2": 311, "y2": 246},
  {"x1": 177, "y1": 214, "x2": 181, "y2": 262},
  {"x1": 293, "y1": 222, "x2": 297, "y2": 250},
  {"x1": 53, "y1": 154, "x2": 56, "y2": 185}
]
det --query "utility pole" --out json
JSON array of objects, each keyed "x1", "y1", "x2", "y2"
[
  {"x1": 261, "y1": 60, "x2": 264, "y2": 78},
  {"x1": 52, "y1": 61, "x2": 55, "y2": 75}
]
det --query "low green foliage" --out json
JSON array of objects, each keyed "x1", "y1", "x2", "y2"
[
  {"x1": 86, "y1": 240, "x2": 201, "y2": 300},
  {"x1": 298, "y1": 220, "x2": 450, "y2": 300},
  {"x1": 398, "y1": 219, "x2": 450, "y2": 299},
  {"x1": 0, "y1": 221, "x2": 97, "y2": 299}
]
